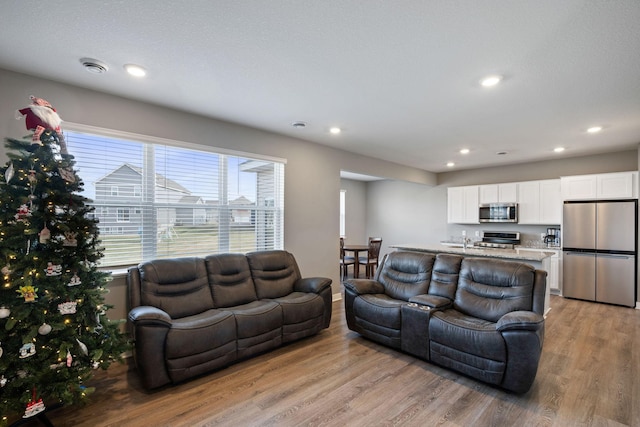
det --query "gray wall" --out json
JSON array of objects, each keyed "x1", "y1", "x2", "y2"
[{"x1": 0, "y1": 68, "x2": 435, "y2": 321}]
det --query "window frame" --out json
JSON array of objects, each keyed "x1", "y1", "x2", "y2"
[{"x1": 63, "y1": 122, "x2": 286, "y2": 269}]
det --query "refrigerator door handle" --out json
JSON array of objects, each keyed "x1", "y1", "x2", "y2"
[{"x1": 596, "y1": 253, "x2": 633, "y2": 260}]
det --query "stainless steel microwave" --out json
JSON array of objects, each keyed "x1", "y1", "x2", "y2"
[{"x1": 479, "y1": 203, "x2": 518, "y2": 223}]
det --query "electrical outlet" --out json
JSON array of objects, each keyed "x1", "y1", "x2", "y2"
[
  {"x1": 540, "y1": 233, "x2": 546, "y2": 241},
  {"x1": 475, "y1": 231, "x2": 480, "y2": 237}
]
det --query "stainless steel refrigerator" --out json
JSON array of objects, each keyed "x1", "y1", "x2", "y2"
[{"x1": 562, "y1": 200, "x2": 637, "y2": 307}]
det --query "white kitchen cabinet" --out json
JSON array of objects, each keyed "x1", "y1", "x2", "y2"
[
  {"x1": 479, "y1": 183, "x2": 517, "y2": 204},
  {"x1": 447, "y1": 186, "x2": 479, "y2": 224},
  {"x1": 561, "y1": 172, "x2": 637, "y2": 200},
  {"x1": 517, "y1": 179, "x2": 561, "y2": 224}
]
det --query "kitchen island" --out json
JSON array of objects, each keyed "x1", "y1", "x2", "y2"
[
  {"x1": 391, "y1": 243, "x2": 554, "y2": 262},
  {"x1": 390, "y1": 243, "x2": 554, "y2": 314}
]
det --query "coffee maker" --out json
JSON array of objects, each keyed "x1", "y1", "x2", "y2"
[{"x1": 544, "y1": 227, "x2": 560, "y2": 247}]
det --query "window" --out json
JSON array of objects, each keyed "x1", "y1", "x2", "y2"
[
  {"x1": 340, "y1": 189, "x2": 346, "y2": 237},
  {"x1": 64, "y1": 124, "x2": 285, "y2": 268},
  {"x1": 116, "y1": 208, "x2": 131, "y2": 223}
]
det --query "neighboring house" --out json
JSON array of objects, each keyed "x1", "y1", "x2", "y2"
[
  {"x1": 92, "y1": 163, "x2": 266, "y2": 235},
  {"x1": 93, "y1": 163, "x2": 193, "y2": 234}
]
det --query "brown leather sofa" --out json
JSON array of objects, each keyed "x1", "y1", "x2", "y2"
[
  {"x1": 127, "y1": 250, "x2": 332, "y2": 389},
  {"x1": 344, "y1": 251, "x2": 546, "y2": 393}
]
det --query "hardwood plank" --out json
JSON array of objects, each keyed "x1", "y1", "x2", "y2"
[{"x1": 10, "y1": 295, "x2": 640, "y2": 427}]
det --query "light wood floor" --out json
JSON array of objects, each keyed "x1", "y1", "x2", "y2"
[{"x1": 13, "y1": 295, "x2": 640, "y2": 427}]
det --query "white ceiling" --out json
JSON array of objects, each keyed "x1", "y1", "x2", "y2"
[{"x1": 1, "y1": 1, "x2": 639, "y2": 173}]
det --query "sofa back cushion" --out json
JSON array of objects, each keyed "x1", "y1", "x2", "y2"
[
  {"x1": 377, "y1": 251, "x2": 435, "y2": 301},
  {"x1": 454, "y1": 258, "x2": 536, "y2": 322},
  {"x1": 205, "y1": 253, "x2": 258, "y2": 307},
  {"x1": 428, "y1": 254, "x2": 463, "y2": 300},
  {"x1": 136, "y1": 257, "x2": 214, "y2": 318},
  {"x1": 247, "y1": 250, "x2": 300, "y2": 299}
]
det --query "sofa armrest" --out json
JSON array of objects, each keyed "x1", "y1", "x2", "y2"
[
  {"x1": 294, "y1": 277, "x2": 332, "y2": 294},
  {"x1": 496, "y1": 311, "x2": 544, "y2": 332},
  {"x1": 408, "y1": 294, "x2": 452, "y2": 309},
  {"x1": 128, "y1": 306, "x2": 172, "y2": 327},
  {"x1": 343, "y1": 279, "x2": 384, "y2": 295}
]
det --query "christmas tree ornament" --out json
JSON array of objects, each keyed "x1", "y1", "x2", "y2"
[
  {"x1": 58, "y1": 301, "x2": 77, "y2": 314},
  {"x1": 67, "y1": 272, "x2": 82, "y2": 286},
  {"x1": 23, "y1": 388, "x2": 46, "y2": 418},
  {"x1": 59, "y1": 166, "x2": 76, "y2": 182},
  {"x1": 27, "y1": 169, "x2": 37, "y2": 184},
  {"x1": 0, "y1": 306, "x2": 10, "y2": 318},
  {"x1": 76, "y1": 338, "x2": 88, "y2": 356},
  {"x1": 15, "y1": 204, "x2": 32, "y2": 222},
  {"x1": 19, "y1": 343, "x2": 36, "y2": 358},
  {"x1": 17, "y1": 285, "x2": 38, "y2": 302},
  {"x1": 4, "y1": 162, "x2": 14, "y2": 182},
  {"x1": 39, "y1": 225, "x2": 51, "y2": 243},
  {"x1": 66, "y1": 350, "x2": 73, "y2": 367},
  {"x1": 0, "y1": 375, "x2": 7, "y2": 387},
  {"x1": 0, "y1": 341, "x2": 3, "y2": 357},
  {"x1": 18, "y1": 95, "x2": 65, "y2": 151},
  {"x1": 62, "y1": 231, "x2": 78, "y2": 246},
  {"x1": 45, "y1": 262, "x2": 62, "y2": 276},
  {"x1": 38, "y1": 323, "x2": 52, "y2": 335}
]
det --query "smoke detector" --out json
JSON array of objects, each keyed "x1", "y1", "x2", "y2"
[{"x1": 80, "y1": 58, "x2": 109, "y2": 74}]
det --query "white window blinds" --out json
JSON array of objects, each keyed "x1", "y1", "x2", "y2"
[{"x1": 64, "y1": 127, "x2": 285, "y2": 268}]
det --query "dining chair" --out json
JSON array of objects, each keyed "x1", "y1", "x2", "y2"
[
  {"x1": 359, "y1": 237, "x2": 382, "y2": 278},
  {"x1": 340, "y1": 237, "x2": 355, "y2": 280}
]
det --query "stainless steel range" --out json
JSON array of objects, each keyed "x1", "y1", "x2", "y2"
[{"x1": 474, "y1": 231, "x2": 520, "y2": 249}]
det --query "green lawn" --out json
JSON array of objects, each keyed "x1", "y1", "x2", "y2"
[{"x1": 99, "y1": 225, "x2": 259, "y2": 267}]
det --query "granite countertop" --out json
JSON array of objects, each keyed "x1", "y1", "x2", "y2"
[{"x1": 390, "y1": 243, "x2": 555, "y2": 262}]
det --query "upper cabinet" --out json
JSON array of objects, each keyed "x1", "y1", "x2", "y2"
[
  {"x1": 561, "y1": 172, "x2": 637, "y2": 200},
  {"x1": 517, "y1": 179, "x2": 561, "y2": 224},
  {"x1": 447, "y1": 186, "x2": 479, "y2": 224},
  {"x1": 479, "y1": 183, "x2": 517, "y2": 204}
]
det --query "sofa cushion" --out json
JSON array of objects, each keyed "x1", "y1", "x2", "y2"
[
  {"x1": 377, "y1": 251, "x2": 435, "y2": 301},
  {"x1": 166, "y1": 309, "x2": 236, "y2": 359},
  {"x1": 353, "y1": 294, "x2": 405, "y2": 348},
  {"x1": 165, "y1": 309, "x2": 237, "y2": 383},
  {"x1": 454, "y1": 258, "x2": 536, "y2": 323},
  {"x1": 271, "y1": 292, "x2": 325, "y2": 341},
  {"x1": 137, "y1": 257, "x2": 214, "y2": 318},
  {"x1": 247, "y1": 250, "x2": 300, "y2": 299},
  {"x1": 205, "y1": 253, "x2": 258, "y2": 307},
  {"x1": 227, "y1": 300, "x2": 283, "y2": 358},
  {"x1": 429, "y1": 254, "x2": 463, "y2": 300},
  {"x1": 430, "y1": 309, "x2": 507, "y2": 384}
]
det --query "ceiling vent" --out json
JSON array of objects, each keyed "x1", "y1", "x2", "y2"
[{"x1": 80, "y1": 58, "x2": 108, "y2": 74}]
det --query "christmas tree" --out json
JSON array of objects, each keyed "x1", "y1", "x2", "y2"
[{"x1": 0, "y1": 97, "x2": 129, "y2": 424}]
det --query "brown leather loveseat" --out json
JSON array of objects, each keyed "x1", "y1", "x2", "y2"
[
  {"x1": 127, "y1": 250, "x2": 332, "y2": 389},
  {"x1": 344, "y1": 251, "x2": 546, "y2": 393}
]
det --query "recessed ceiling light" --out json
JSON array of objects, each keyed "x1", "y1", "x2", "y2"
[
  {"x1": 587, "y1": 126, "x2": 603, "y2": 134},
  {"x1": 554, "y1": 147, "x2": 565, "y2": 153},
  {"x1": 291, "y1": 121, "x2": 307, "y2": 129},
  {"x1": 80, "y1": 58, "x2": 108, "y2": 74},
  {"x1": 480, "y1": 75, "x2": 502, "y2": 87},
  {"x1": 459, "y1": 148, "x2": 470, "y2": 154},
  {"x1": 446, "y1": 162, "x2": 455, "y2": 167},
  {"x1": 124, "y1": 64, "x2": 147, "y2": 77},
  {"x1": 329, "y1": 127, "x2": 341, "y2": 135}
]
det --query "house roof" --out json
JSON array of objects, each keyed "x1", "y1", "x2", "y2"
[{"x1": 95, "y1": 163, "x2": 191, "y2": 194}]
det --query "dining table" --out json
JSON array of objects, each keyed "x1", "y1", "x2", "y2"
[{"x1": 342, "y1": 244, "x2": 369, "y2": 279}]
